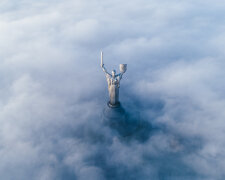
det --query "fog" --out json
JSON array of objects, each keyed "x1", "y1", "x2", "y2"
[{"x1": 0, "y1": 0, "x2": 225, "y2": 179}]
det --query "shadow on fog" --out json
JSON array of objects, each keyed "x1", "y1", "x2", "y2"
[
  {"x1": 102, "y1": 102, "x2": 155, "y2": 142},
  {"x1": 61, "y1": 98, "x2": 203, "y2": 180},
  {"x1": 100, "y1": 100, "x2": 202, "y2": 179},
  {"x1": 101, "y1": 94, "x2": 166, "y2": 142}
]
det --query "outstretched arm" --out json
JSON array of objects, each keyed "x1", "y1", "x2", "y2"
[
  {"x1": 117, "y1": 73, "x2": 124, "y2": 80},
  {"x1": 118, "y1": 64, "x2": 127, "y2": 80},
  {"x1": 101, "y1": 64, "x2": 111, "y2": 76}
]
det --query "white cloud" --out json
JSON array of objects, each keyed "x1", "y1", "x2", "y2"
[{"x1": 0, "y1": 0, "x2": 225, "y2": 179}]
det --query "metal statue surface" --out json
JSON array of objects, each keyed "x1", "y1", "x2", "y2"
[{"x1": 100, "y1": 52, "x2": 127, "y2": 107}]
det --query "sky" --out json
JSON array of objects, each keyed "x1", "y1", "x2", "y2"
[{"x1": 0, "y1": 0, "x2": 225, "y2": 179}]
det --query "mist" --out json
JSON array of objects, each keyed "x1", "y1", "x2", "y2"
[{"x1": 0, "y1": 0, "x2": 225, "y2": 179}]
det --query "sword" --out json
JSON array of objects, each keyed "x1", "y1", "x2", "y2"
[{"x1": 101, "y1": 51, "x2": 103, "y2": 67}]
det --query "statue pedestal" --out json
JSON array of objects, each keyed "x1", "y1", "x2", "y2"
[
  {"x1": 103, "y1": 102, "x2": 126, "y2": 127},
  {"x1": 107, "y1": 101, "x2": 121, "y2": 108},
  {"x1": 102, "y1": 102, "x2": 142, "y2": 137}
]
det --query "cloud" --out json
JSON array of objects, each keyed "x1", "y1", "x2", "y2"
[{"x1": 0, "y1": 0, "x2": 225, "y2": 179}]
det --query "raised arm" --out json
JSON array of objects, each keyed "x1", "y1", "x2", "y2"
[
  {"x1": 117, "y1": 73, "x2": 124, "y2": 80},
  {"x1": 102, "y1": 64, "x2": 111, "y2": 76},
  {"x1": 118, "y1": 64, "x2": 127, "y2": 80}
]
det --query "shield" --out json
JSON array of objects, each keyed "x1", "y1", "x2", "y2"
[{"x1": 120, "y1": 64, "x2": 127, "y2": 73}]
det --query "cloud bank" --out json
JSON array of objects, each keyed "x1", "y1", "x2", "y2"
[{"x1": 0, "y1": 0, "x2": 225, "y2": 179}]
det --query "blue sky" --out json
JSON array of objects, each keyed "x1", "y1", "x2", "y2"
[{"x1": 0, "y1": 0, "x2": 225, "y2": 179}]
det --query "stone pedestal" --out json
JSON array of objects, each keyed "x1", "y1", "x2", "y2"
[
  {"x1": 102, "y1": 102, "x2": 142, "y2": 137},
  {"x1": 102, "y1": 102, "x2": 127, "y2": 127}
]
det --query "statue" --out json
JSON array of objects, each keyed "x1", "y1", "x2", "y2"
[{"x1": 100, "y1": 51, "x2": 127, "y2": 107}]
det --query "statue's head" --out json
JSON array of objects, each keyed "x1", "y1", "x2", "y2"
[{"x1": 112, "y1": 70, "x2": 116, "y2": 77}]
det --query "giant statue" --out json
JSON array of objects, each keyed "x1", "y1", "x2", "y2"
[{"x1": 100, "y1": 52, "x2": 127, "y2": 107}]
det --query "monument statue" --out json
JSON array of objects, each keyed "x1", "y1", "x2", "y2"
[{"x1": 100, "y1": 51, "x2": 127, "y2": 107}]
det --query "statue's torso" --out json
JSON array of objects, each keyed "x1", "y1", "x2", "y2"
[
  {"x1": 105, "y1": 75, "x2": 120, "y2": 105},
  {"x1": 106, "y1": 75, "x2": 120, "y2": 87}
]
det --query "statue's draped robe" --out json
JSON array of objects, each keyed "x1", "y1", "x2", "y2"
[{"x1": 106, "y1": 74, "x2": 121, "y2": 105}]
